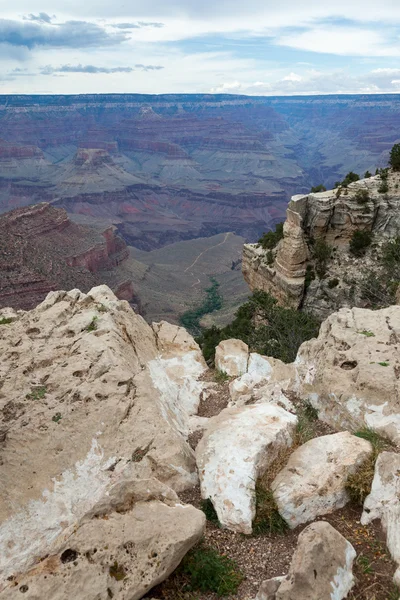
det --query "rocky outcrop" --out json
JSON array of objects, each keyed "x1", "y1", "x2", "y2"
[
  {"x1": 196, "y1": 404, "x2": 297, "y2": 533},
  {"x1": 215, "y1": 338, "x2": 249, "y2": 376},
  {"x1": 243, "y1": 171, "x2": 400, "y2": 315},
  {"x1": 0, "y1": 203, "x2": 134, "y2": 310},
  {"x1": 257, "y1": 522, "x2": 356, "y2": 600},
  {"x1": 362, "y1": 452, "x2": 400, "y2": 585},
  {"x1": 272, "y1": 432, "x2": 372, "y2": 528},
  {"x1": 0, "y1": 286, "x2": 206, "y2": 596},
  {"x1": 295, "y1": 305, "x2": 400, "y2": 443}
]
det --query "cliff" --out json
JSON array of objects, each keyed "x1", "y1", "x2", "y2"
[
  {"x1": 243, "y1": 169, "x2": 400, "y2": 317},
  {"x1": 0, "y1": 203, "x2": 134, "y2": 310}
]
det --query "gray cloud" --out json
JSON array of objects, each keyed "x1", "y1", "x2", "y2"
[
  {"x1": 0, "y1": 18, "x2": 128, "y2": 49},
  {"x1": 111, "y1": 21, "x2": 164, "y2": 29},
  {"x1": 23, "y1": 13, "x2": 53, "y2": 23},
  {"x1": 40, "y1": 63, "x2": 164, "y2": 75}
]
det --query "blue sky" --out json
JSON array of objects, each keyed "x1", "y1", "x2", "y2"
[{"x1": 1, "y1": 1, "x2": 400, "y2": 95}]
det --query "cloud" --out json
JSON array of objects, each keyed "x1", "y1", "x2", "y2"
[
  {"x1": 0, "y1": 18, "x2": 128, "y2": 49},
  {"x1": 111, "y1": 22, "x2": 164, "y2": 29},
  {"x1": 23, "y1": 13, "x2": 53, "y2": 23},
  {"x1": 40, "y1": 63, "x2": 163, "y2": 75},
  {"x1": 211, "y1": 67, "x2": 400, "y2": 96}
]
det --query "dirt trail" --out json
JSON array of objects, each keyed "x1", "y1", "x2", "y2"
[{"x1": 184, "y1": 232, "x2": 231, "y2": 274}]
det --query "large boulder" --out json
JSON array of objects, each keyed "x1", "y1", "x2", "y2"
[
  {"x1": 215, "y1": 338, "x2": 249, "y2": 376},
  {"x1": 196, "y1": 404, "x2": 297, "y2": 534},
  {"x1": 272, "y1": 432, "x2": 373, "y2": 528},
  {"x1": 257, "y1": 522, "x2": 356, "y2": 600},
  {"x1": 361, "y1": 452, "x2": 400, "y2": 585},
  {"x1": 0, "y1": 286, "x2": 206, "y2": 596},
  {"x1": 295, "y1": 305, "x2": 400, "y2": 443}
]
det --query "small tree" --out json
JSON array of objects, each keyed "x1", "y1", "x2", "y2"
[
  {"x1": 364, "y1": 171, "x2": 372, "y2": 178},
  {"x1": 349, "y1": 230, "x2": 373, "y2": 257},
  {"x1": 341, "y1": 172, "x2": 360, "y2": 187},
  {"x1": 310, "y1": 184, "x2": 326, "y2": 193},
  {"x1": 389, "y1": 143, "x2": 400, "y2": 171}
]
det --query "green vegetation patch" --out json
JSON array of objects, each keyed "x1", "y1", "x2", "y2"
[
  {"x1": 86, "y1": 316, "x2": 98, "y2": 332},
  {"x1": 389, "y1": 143, "x2": 400, "y2": 171},
  {"x1": 349, "y1": 230, "x2": 373, "y2": 257},
  {"x1": 180, "y1": 277, "x2": 222, "y2": 337},
  {"x1": 197, "y1": 291, "x2": 320, "y2": 364},
  {"x1": 310, "y1": 184, "x2": 326, "y2": 193},
  {"x1": 201, "y1": 498, "x2": 221, "y2": 527},
  {"x1": 180, "y1": 545, "x2": 243, "y2": 596},
  {"x1": 258, "y1": 222, "x2": 284, "y2": 250},
  {"x1": 26, "y1": 386, "x2": 47, "y2": 400},
  {"x1": 0, "y1": 317, "x2": 12, "y2": 325}
]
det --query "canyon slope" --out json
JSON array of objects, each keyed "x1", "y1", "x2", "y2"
[
  {"x1": 1, "y1": 94, "x2": 400, "y2": 250},
  {"x1": 0, "y1": 203, "x2": 135, "y2": 310}
]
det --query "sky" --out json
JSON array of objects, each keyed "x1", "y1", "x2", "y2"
[{"x1": 1, "y1": 1, "x2": 400, "y2": 95}]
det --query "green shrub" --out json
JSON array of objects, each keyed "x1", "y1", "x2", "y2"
[
  {"x1": 310, "y1": 184, "x2": 326, "y2": 193},
  {"x1": 258, "y1": 222, "x2": 284, "y2": 250},
  {"x1": 253, "y1": 486, "x2": 288, "y2": 535},
  {"x1": 86, "y1": 316, "x2": 98, "y2": 332},
  {"x1": 266, "y1": 250, "x2": 274, "y2": 265},
  {"x1": 214, "y1": 369, "x2": 230, "y2": 384},
  {"x1": 341, "y1": 171, "x2": 360, "y2": 187},
  {"x1": 378, "y1": 181, "x2": 389, "y2": 194},
  {"x1": 328, "y1": 278, "x2": 339, "y2": 289},
  {"x1": 197, "y1": 291, "x2": 320, "y2": 364},
  {"x1": 355, "y1": 188, "x2": 370, "y2": 204},
  {"x1": 0, "y1": 317, "x2": 12, "y2": 325},
  {"x1": 304, "y1": 265, "x2": 316, "y2": 289},
  {"x1": 349, "y1": 230, "x2": 373, "y2": 257},
  {"x1": 26, "y1": 386, "x2": 47, "y2": 400},
  {"x1": 180, "y1": 546, "x2": 243, "y2": 596},
  {"x1": 313, "y1": 239, "x2": 332, "y2": 277},
  {"x1": 389, "y1": 143, "x2": 400, "y2": 171},
  {"x1": 364, "y1": 171, "x2": 372, "y2": 178}
]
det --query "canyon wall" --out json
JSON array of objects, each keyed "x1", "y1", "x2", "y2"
[{"x1": 243, "y1": 170, "x2": 400, "y2": 316}]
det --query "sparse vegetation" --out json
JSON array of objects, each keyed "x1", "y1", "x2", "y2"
[
  {"x1": 52, "y1": 412, "x2": 62, "y2": 423},
  {"x1": 180, "y1": 277, "x2": 222, "y2": 337},
  {"x1": 109, "y1": 561, "x2": 126, "y2": 581},
  {"x1": 258, "y1": 222, "x2": 284, "y2": 250},
  {"x1": 197, "y1": 291, "x2": 320, "y2": 364},
  {"x1": 346, "y1": 428, "x2": 394, "y2": 505},
  {"x1": 214, "y1": 369, "x2": 230, "y2": 384},
  {"x1": 253, "y1": 486, "x2": 289, "y2": 535},
  {"x1": 180, "y1": 545, "x2": 243, "y2": 596},
  {"x1": 266, "y1": 250, "x2": 274, "y2": 265},
  {"x1": 0, "y1": 317, "x2": 12, "y2": 325},
  {"x1": 349, "y1": 230, "x2": 373, "y2": 257},
  {"x1": 358, "y1": 330, "x2": 375, "y2": 337},
  {"x1": 313, "y1": 238, "x2": 332, "y2": 277},
  {"x1": 86, "y1": 316, "x2": 98, "y2": 332},
  {"x1": 97, "y1": 304, "x2": 108, "y2": 313},
  {"x1": 364, "y1": 170, "x2": 372, "y2": 178},
  {"x1": 355, "y1": 188, "x2": 370, "y2": 204},
  {"x1": 26, "y1": 386, "x2": 47, "y2": 400},
  {"x1": 304, "y1": 264, "x2": 316, "y2": 289},
  {"x1": 378, "y1": 181, "x2": 389, "y2": 194}
]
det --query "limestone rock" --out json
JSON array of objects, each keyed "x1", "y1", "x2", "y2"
[
  {"x1": 272, "y1": 432, "x2": 373, "y2": 528},
  {"x1": 258, "y1": 522, "x2": 356, "y2": 600},
  {"x1": 0, "y1": 285, "x2": 206, "y2": 594},
  {"x1": 215, "y1": 338, "x2": 249, "y2": 377},
  {"x1": 1, "y1": 500, "x2": 205, "y2": 600},
  {"x1": 196, "y1": 404, "x2": 297, "y2": 534},
  {"x1": 229, "y1": 352, "x2": 295, "y2": 410},
  {"x1": 361, "y1": 452, "x2": 400, "y2": 585},
  {"x1": 255, "y1": 577, "x2": 285, "y2": 600},
  {"x1": 295, "y1": 305, "x2": 400, "y2": 443}
]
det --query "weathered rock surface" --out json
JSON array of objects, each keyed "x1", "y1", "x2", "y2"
[
  {"x1": 362, "y1": 452, "x2": 400, "y2": 585},
  {"x1": 215, "y1": 338, "x2": 249, "y2": 377},
  {"x1": 295, "y1": 305, "x2": 400, "y2": 443},
  {"x1": 259, "y1": 522, "x2": 356, "y2": 600},
  {"x1": 243, "y1": 171, "x2": 400, "y2": 316},
  {"x1": 229, "y1": 352, "x2": 295, "y2": 410},
  {"x1": 272, "y1": 432, "x2": 373, "y2": 528},
  {"x1": 0, "y1": 286, "x2": 206, "y2": 596},
  {"x1": 196, "y1": 404, "x2": 297, "y2": 533}
]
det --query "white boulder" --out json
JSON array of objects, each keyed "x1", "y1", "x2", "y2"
[
  {"x1": 361, "y1": 451, "x2": 400, "y2": 585},
  {"x1": 215, "y1": 338, "x2": 249, "y2": 376},
  {"x1": 272, "y1": 432, "x2": 372, "y2": 528},
  {"x1": 196, "y1": 404, "x2": 297, "y2": 534}
]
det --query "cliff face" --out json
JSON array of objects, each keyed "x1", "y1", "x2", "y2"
[
  {"x1": 0, "y1": 203, "x2": 134, "y2": 310},
  {"x1": 243, "y1": 170, "x2": 400, "y2": 317}
]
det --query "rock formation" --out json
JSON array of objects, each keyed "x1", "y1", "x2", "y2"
[
  {"x1": 0, "y1": 286, "x2": 207, "y2": 597},
  {"x1": 243, "y1": 170, "x2": 400, "y2": 315}
]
